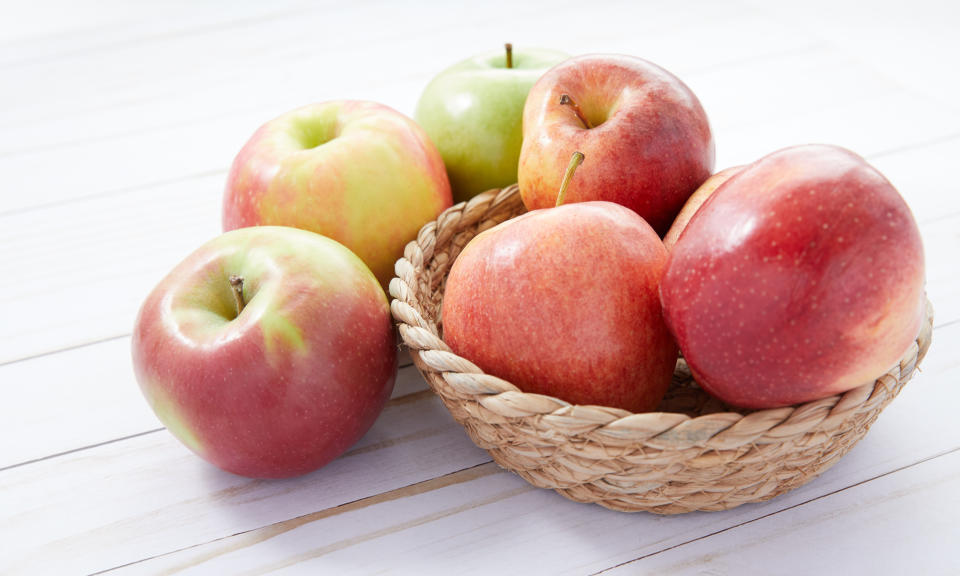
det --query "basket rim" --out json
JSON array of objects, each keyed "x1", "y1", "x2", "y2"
[{"x1": 389, "y1": 184, "x2": 934, "y2": 448}]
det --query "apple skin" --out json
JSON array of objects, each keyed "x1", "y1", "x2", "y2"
[
  {"x1": 222, "y1": 100, "x2": 452, "y2": 290},
  {"x1": 442, "y1": 201, "x2": 677, "y2": 413},
  {"x1": 414, "y1": 47, "x2": 567, "y2": 203},
  {"x1": 131, "y1": 226, "x2": 397, "y2": 478},
  {"x1": 518, "y1": 54, "x2": 714, "y2": 236},
  {"x1": 660, "y1": 145, "x2": 926, "y2": 409},
  {"x1": 663, "y1": 165, "x2": 745, "y2": 251}
]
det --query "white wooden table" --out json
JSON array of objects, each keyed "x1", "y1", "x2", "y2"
[{"x1": 2, "y1": 1, "x2": 959, "y2": 574}]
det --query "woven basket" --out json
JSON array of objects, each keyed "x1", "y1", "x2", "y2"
[{"x1": 389, "y1": 184, "x2": 934, "y2": 514}]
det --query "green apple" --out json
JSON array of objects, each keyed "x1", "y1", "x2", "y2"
[{"x1": 415, "y1": 44, "x2": 567, "y2": 203}]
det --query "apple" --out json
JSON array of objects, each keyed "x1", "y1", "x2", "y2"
[
  {"x1": 131, "y1": 226, "x2": 397, "y2": 478},
  {"x1": 442, "y1": 154, "x2": 676, "y2": 412},
  {"x1": 222, "y1": 100, "x2": 452, "y2": 289},
  {"x1": 660, "y1": 144, "x2": 926, "y2": 409},
  {"x1": 518, "y1": 54, "x2": 715, "y2": 236},
  {"x1": 662, "y1": 165, "x2": 744, "y2": 251},
  {"x1": 414, "y1": 44, "x2": 567, "y2": 203}
]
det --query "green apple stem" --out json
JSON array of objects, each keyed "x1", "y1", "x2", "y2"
[
  {"x1": 555, "y1": 151, "x2": 585, "y2": 207},
  {"x1": 559, "y1": 94, "x2": 591, "y2": 129},
  {"x1": 505, "y1": 43, "x2": 513, "y2": 68},
  {"x1": 229, "y1": 275, "x2": 246, "y2": 317}
]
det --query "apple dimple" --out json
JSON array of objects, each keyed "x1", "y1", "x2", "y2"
[{"x1": 284, "y1": 105, "x2": 344, "y2": 151}]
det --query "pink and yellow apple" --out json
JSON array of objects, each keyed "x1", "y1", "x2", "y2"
[
  {"x1": 442, "y1": 199, "x2": 676, "y2": 413},
  {"x1": 131, "y1": 226, "x2": 397, "y2": 478},
  {"x1": 660, "y1": 144, "x2": 926, "y2": 409},
  {"x1": 222, "y1": 100, "x2": 452, "y2": 289},
  {"x1": 518, "y1": 54, "x2": 714, "y2": 235}
]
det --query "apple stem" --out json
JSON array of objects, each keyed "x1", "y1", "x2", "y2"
[
  {"x1": 559, "y1": 94, "x2": 591, "y2": 129},
  {"x1": 229, "y1": 275, "x2": 246, "y2": 317},
  {"x1": 505, "y1": 43, "x2": 513, "y2": 69},
  {"x1": 555, "y1": 151, "x2": 585, "y2": 207}
]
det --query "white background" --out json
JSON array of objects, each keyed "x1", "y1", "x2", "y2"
[{"x1": 1, "y1": 0, "x2": 958, "y2": 574}]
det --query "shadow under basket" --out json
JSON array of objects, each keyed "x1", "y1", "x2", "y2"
[{"x1": 389, "y1": 184, "x2": 934, "y2": 514}]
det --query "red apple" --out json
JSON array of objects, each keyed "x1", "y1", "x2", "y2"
[
  {"x1": 131, "y1": 226, "x2": 397, "y2": 478},
  {"x1": 518, "y1": 54, "x2": 714, "y2": 235},
  {"x1": 660, "y1": 145, "x2": 926, "y2": 409},
  {"x1": 662, "y1": 165, "x2": 744, "y2": 252},
  {"x1": 222, "y1": 100, "x2": 452, "y2": 289},
  {"x1": 442, "y1": 198, "x2": 677, "y2": 413}
]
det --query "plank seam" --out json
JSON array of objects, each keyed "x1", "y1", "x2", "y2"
[{"x1": 588, "y1": 445, "x2": 960, "y2": 575}]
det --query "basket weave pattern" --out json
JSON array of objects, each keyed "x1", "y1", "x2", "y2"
[{"x1": 389, "y1": 185, "x2": 934, "y2": 514}]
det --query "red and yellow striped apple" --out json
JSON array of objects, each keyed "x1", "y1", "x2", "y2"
[
  {"x1": 442, "y1": 198, "x2": 676, "y2": 413},
  {"x1": 660, "y1": 145, "x2": 926, "y2": 409},
  {"x1": 518, "y1": 54, "x2": 714, "y2": 235},
  {"x1": 131, "y1": 226, "x2": 397, "y2": 478},
  {"x1": 222, "y1": 100, "x2": 452, "y2": 289}
]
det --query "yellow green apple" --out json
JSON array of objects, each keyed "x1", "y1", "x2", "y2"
[{"x1": 222, "y1": 100, "x2": 452, "y2": 289}]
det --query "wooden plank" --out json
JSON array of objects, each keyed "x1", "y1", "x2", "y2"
[
  {"x1": 104, "y1": 347, "x2": 960, "y2": 576},
  {"x1": 0, "y1": 381, "x2": 489, "y2": 575},
  {"x1": 0, "y1": 172, "x2": 224, "y2": 365},
  {"x1": 715, "y1": 89, "x2": 960, "y2": 169},
  {"x1": 921, "y1": 216, "x2": 960, "y2": 330},
  {"x1": 752, "y1": 0, "x2": 960, "y2": 105},
  {"x1": 870, "y1": 137, "x2": 960, "y2": 224},
  {"x1": 610, "y1": 449, "x2": 960, "y2": 575},
  {"x1": 0, "y1": 0, "x2": 312, "y2": 65},
  {"x1": 0, "y1": 338, "x2": 423, "y2": 470},
  {"x1": 6, "y1": 320, "x2": 958, "y2": 575}
]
